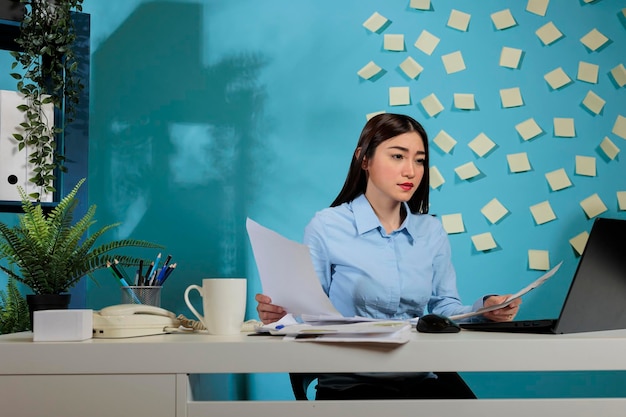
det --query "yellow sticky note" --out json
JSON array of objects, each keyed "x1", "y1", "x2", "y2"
[
  {"x1": 362, "y1": 12, "x2": 389, "y2": 33},
  {"x1": 454, "y1": 93, "x2": 475, "y2": 110},
  {"x1": 569, "y1": 231, "x2": 589, "y2": 256},
  {"x1": 468, "y1": 133, "x2": 495, "y2": 157},
  {"x1": 515, "y1": 118, "x2": 543, "y2": 141},
  {"x1": 441, "y1": 213, "x2": 465, "y2": 234},
  {"x1": 357, "y1": 61, "x2": 382, "y2": 80},
  {"x1": 442, "y1": 51, "x2": 466, "y2": 74},
  {"x1": 409, "y1": 0, "x2": 430, "y2": 10},
  {"x1": 433, "y1": 130, "x2": 457, "y2": 153},
  {"x1": 499, "y1": 46, "x2": 522, "y2": 69},
  {"x1": 399, "y1": 57, "x2": 423, "y2": 79},
  {"x1": 530, "y1": 201, "x2": 557, "y2": 225},
  {"x1": 366, "y1": 111, "x2": 385, "y2": 121},
  {"x1": 420, "y1": 93, "x2": 444, "y2": 117},
  {"x1": 580, "y1": 193, "x2": 608, "y2": 219},
  {"x1": 389, "y1": 87, "x2": 410, "y2": 106},
  {"x1": 507, "y1": 152, "x2": 531, "y2": 173},
  {"x1": 455, "y1": 162, "x2": 480, "y2": 180},
  {"x1": 414, "y1": 30, "x2": 440, "y2": 55},
  {"x1": 554, "y1": 118, "x2": 575, "y2": 137},
  {"x1": 481, "y1": 198, "x2": 508, "y2": 224},
  {"x1": 471, "y1": 232, "x2": 497, "y2": 251},
  {"x1": 545, "y1": 168, "x2": 572, "y2": 191},
  {"x1": 610, "y1": 64, "x2": 626, "y2": 88},
  {"x1": 500, "y1": 87, "x2": 523, "y2": 108},
  {"x1": 575, "y1": 155, "x2": 596, "y2": 177},
  {"x1": 526, "y1": 0, "x2": 549, "y2": 16},
  {"x1": 429, "y1": 166, "x2": 445, "y2": 189},
  {"x1": 612, "y1": 115, "x2": 626, "y2": 140},
  {"x1": 544, "y1": 67, "x2": 571, "y2": 89},
  {"x1": 536, "y1": 21, "x2": 563, "y2": 45},
  {"x1": 447, "y1": 9, "x2": 471, "y2": 32},
  {"x1": 491, "y1": 9, "x2": 516, "y2": 30},
  {"x1": 580, "y1": 28, "x2": 609, "y2": 51},
  {"x1": 617, "y1": 191, "x2": 626, "y2": 211},
  {"x1": 384, "y1": 34, "x2": 405, "y2": 52},
  {"x1": 600, "y1": 137, "x2": 620, "y2": 160},
  {"x1": 528, "y1": 250, "x2": 550, "y2": 271},
  {"x1": 581, "y1": 90, "x2": 605, "y2": 115},
  {"x1": 577, "y1": 61, "x2": 599, "y2": 84}
]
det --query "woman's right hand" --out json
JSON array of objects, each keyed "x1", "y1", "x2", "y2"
[{"x1": 255, "y1": 293, "x2": 287, "y2": 324}]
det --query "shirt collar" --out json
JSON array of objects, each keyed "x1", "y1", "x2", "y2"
[{"x1": 352, "y1": 194, "x2": 415, "y2": 243}]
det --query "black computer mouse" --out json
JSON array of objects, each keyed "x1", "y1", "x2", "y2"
[{"x1": 416, "y1": 314, "x2": 461, "y2": 333}]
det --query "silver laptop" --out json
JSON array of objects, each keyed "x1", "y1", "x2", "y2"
[{"x1": 460, "y1": 217, "x2": 626, "y2": 334}]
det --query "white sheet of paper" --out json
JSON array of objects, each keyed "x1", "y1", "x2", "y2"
[{"x1": 246, "y1": 218, "x2": 341, "y2": 317}]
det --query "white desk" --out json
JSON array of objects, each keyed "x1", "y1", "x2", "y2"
[{"x1": 1, "y1": 329, "x2": 626, "y2": 417}]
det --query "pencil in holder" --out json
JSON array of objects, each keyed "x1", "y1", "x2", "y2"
[{"x1": 121, "y1": 286, "x2": 162, "y2": 307}]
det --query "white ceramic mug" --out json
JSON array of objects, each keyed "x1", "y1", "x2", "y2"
[{"x1": 184, "y1": 278, "x2": 247, "y2": 335}]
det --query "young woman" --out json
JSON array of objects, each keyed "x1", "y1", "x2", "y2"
[{"x1": 256, "y1": 113, "x2": 520, "y2": 399}]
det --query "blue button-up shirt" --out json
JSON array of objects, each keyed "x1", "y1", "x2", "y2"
[{"x1": 304, "y1": 194, "x2": 483, "y2": 320}]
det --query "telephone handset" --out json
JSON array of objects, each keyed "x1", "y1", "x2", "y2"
[{"x1": 93, "y1": 304, "x2": 181, "y2": 338}]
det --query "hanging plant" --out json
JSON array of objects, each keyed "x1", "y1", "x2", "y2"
[{"x1": 9, "y1": 0, "x2": 85, "y2": 201}]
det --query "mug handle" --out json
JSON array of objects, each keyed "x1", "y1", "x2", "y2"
[{"x1": 184, "y1": 285, "x2": 207, "y2": 328}]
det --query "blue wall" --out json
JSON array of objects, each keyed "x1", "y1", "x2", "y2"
[{"x1": 1, "y1": 0, "x2": 624, "y2": 400}]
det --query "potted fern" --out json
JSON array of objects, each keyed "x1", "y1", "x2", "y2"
[{"x1": 0, "y1": 178, "x2": 162, "y2": 325}]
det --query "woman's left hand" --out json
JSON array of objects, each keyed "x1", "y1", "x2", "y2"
[{"x1": 481, "y1": 295, "x2": 521, "y2": 322}]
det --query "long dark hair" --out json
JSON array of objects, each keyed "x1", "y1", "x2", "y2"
[{"x1": 330, "y1": 113, "x2": 430, "y2": 214}]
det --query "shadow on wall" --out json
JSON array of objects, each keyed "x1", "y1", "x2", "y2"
[{"x1": 89, "y1": 1, "x2": 268, "y2": 400}]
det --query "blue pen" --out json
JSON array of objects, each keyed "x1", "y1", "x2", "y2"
[{"x1": 146, "y1": 252, "x2": 161, "y2": 282}]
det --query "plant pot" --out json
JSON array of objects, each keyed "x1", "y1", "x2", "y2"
[{"x1": 26, "y1": 293, "x2": 71, "y2": 329}]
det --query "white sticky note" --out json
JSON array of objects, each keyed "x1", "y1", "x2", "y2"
[
  {"x1": 499, "y1": 47, "x2": 522, "y2": 69},
  {"x1": 569, "y1": 231, "x2": 589, "y2": 256},
  {"x1": 410, "y1": 0, "x2": 430, "y2": 10},
  {"x1": 613, "y1": 115, "x2": 626, "y2": 140},
  {"x1": 580, "y1": 28, "x2": 609, "y2": 51},
  {"x1": 481, "y1": 198, "x2": 508, "y2": 224},
  {"x1": 577, "y1": 61, "x2": 599, "y2": 84},
  {"x1": 433, "y1": 130, "x2": 457, "y2": 153},
  {"x1": 526, "y1": 0, "x2": 549, "y2": 16},
  {"x1": 363, "y1": 12, "x2": 389, "y2": 33},
  {"x1": 447, "y1": 9, "x2": 471, "y2": 32},
  {"x1": 455, "y1": 161, "x2": 480, "y2": 180},
  {"x1": 491, "y1": 9, "x2": 516, "y2": 30},
  {"x1": 544, "y1": 67, "x2": 571, "y2": 89},
  {"x1": 528, "y1": 249, "x2": 550, "y2": 271},
  {"x1": 454, "y1": 93, "x2": 475, "y2": 110},
  {"x1": 442, "y1": 51, "x2": 466, "y2": 74},
  {"x1": 515, "y1": 118, "x2": 543, "y2": 141},
  {"x1": 610, "y1": 64, "x2": 626, "y2": 87},
  {"x1": 414, "y1": 30, "x2": 440, "y2": 55},
  {"x1": 366, "y1": 111, "x2": 385, "y2": 121},
  {"x1": 507, "y1": 152, "x2": 531, "y2": 173},
  {"x1": 582, "y1": 90, "x2": 605, "y2": 115},
  {"x1": 617, "y1": 191, "x2": 626, "y2": 211},
  {"x1": 468, "y1": 133, "x2": 495, "y2": 157},
  {"x1": 441, "y1": 213, "x2": 465, "y2": 234},
  {"x1": 471, "y1": 232, "x2": 497, "y2": 251},
  {"x1": 500, "y1": 87, "x2": 523, "y2": 108},
  {"x1": 536, "y1": 22, "x2": 563, "y2": 46},
  {"x1": 530, "y1": 201, "x2": 556, "y2": 225},
  {"x1": 600, "y1": 137, "x2": 620, "y2": 160},
  {"x1": 384, "y1": 34, "x2": 405, "y2": 51},
  {"x1": 399, "y1": 56, "x2": 423, "y2": 79},
  {"x1": 357, "y1": 61, "x2": 383, "y2": 80},
  {"x1": 420, "y1": 93, "x2": 444, "y2": 117},
  {"x1": 554, "y1": 118, "x2": 575, "y2": 137},
  {"x1": 580, "y1": 193, "x2": 608, "y2": 219},
  {"x1": 389, "y1": 86, "x2": 410, "y2": 106},
  {"x1": 545, "y1": 168, "x2": 572, "y2": 191},
  {"x1": 575, "y1": 155, "x2": 596, "y2": 177},
  {"x1": 430, "y1": 166, "x2": 445, "y2": 189}
]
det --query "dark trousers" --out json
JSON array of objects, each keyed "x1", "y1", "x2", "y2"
[{"x1": 315, "y1": 372, "x2": 476, "y2": 400}]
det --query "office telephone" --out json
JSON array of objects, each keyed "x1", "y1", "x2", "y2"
[{"x1": 93, "y1": 304, "x2": 181, "y2": 338}]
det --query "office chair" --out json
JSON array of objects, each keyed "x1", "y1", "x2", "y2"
[{"x1": 289, "y1": 373, "x2": 318, "y2": 400}]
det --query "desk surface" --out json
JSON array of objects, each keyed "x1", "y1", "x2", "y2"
[{"x1": 2, "y1": 328, "x2": 626, "y2": 375}]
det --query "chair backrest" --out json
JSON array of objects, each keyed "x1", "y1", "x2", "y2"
[{"x1": 289, "y1": 373, "x2": 318, "y2": 400}]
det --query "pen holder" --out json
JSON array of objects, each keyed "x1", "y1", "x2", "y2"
[{"x1": 121, "y1": 286, "x2": 162, "y2": 307}]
